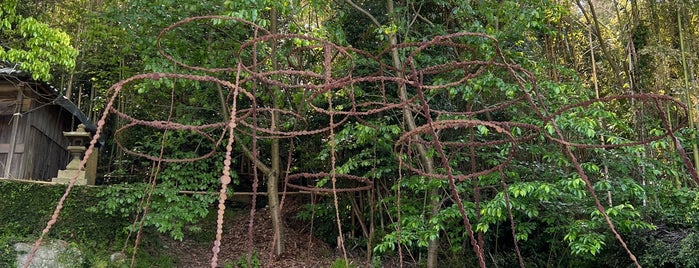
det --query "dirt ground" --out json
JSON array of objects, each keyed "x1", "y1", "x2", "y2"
[{"x1": 162, "y1": 198, "x2": 370, "y2": 268}]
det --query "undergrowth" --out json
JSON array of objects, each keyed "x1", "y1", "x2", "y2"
[{"x1": 0, "y1": 180, "x2": 161, "y2": 267}]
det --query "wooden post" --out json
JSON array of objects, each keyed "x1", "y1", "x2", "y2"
[{"x1": 4, "y1": 88, "x2": 23, "y2": 179}]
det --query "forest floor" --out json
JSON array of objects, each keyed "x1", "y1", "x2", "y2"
[{"x1": 160, "y1": 197, "x2": 374, "y2": 267}]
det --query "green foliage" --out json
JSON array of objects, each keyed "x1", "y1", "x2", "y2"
[
  {"x1": 320, "y1": 121, "x2": 400, "y2": 178},
  {"x1": 0, "y1": 235, "x2": 17, "y2": 266},
  {"x1": 92, "y1": 80, "x2": 230, "y2": 240},
  {"x1": 18, "y1": 0, "x2": 695, "y2": 266},
  {"x1": 0, "y1": 180, "x2": 128, "y2": 267},
  {"x1": 618, "y1": 185, "x2": 699, "y2": 267},
  {"x1": 564, "y1": 173, "x2": 685, "y2": 260},
  {"x1": 230, "y1": 251, "x2": 261, "y2": 268},
  {"x1": 373, "y1": 176, "x2": 463, "y2": 255},
  {"x1": 296, "y1": 198, "x2": 353, "y2": 246},
  {"x1": 639, "y1": 231, "x2": 699, "y2": 267},
  {"x1": 330, "y1": 258, "x2": 358, "y2": 268},
  {"x1": 89, "y1": 179, "x2": 220, "y2": 241},
  {"x1": 0, "y1": 0, "x2": 78, "y2": 81}
]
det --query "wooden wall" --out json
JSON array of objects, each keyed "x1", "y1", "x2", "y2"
[
  {"x1": 26, "y1": 104, "x2": 72, "y2": 180},
  {"x1": 0, "y1": 82, "x2": 71, "y2": 180},
  {"x1": 0, "y1": 84, "x2": 29, "y2": 180},
  {"x1": 0, "y1": 78, "x2": 97, "y2": 182}
]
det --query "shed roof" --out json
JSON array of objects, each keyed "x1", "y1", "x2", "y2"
[{"x1": 0, "y1": 64, "x2": 103, "y2": 146}]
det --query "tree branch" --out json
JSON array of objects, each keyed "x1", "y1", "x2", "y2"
[
  {"x1": 344, "y1": 0, "x2": 382, "y2": 28},
  {"x1": 235, "y1": 133, "x2": 272, "y2": 175},
  {"x1": 415, "y1": 13, "x2": 434, "y2": 27},
  {"x1": 410, "y1": 1, "x2": 433, "y2": 28}
]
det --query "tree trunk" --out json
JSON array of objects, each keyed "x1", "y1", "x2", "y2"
[
  {"x1": 236, "y1": 7, "x2": 286, "y2": 256},
  {"x1": 576, "y1": 0, "x2": 627, "y2": 89},
  {"x1": 384, "y1": 1, "x2": 442, "y2": 267},
  {"x1": 268, "y1": 6, "x2": 285, "y2": 255}
]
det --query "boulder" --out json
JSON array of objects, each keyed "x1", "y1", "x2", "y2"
[{"x1": 14, "y1": 240, "x2": 82, "y2": 268}]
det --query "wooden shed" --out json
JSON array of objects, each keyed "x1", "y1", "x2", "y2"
[{"x1": 0, "y1": 66, "x2": 98, "y2": 182}]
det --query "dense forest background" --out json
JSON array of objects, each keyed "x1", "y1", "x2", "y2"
[{"x1": 2, "y1": 0, "x2": 699, "y2": 267}]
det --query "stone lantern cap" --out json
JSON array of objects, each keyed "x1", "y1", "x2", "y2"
[{"x1": 63, "y1": 124, "x2": 91, "y2": 147}]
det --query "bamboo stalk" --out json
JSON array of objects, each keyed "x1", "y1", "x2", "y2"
[{"x1": 677, "y1": 3, "x2": 699, "y2": 182}]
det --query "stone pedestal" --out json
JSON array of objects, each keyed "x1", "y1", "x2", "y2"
[
  {"x1": 52, "y1": 169, "x2": 89, "y2": 185},
  {"x1": 52, "y1": 124, "x2": 93, "y2": 185}
]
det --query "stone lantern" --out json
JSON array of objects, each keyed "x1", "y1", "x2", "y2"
[{"x1": 52, "y1": 124, "x2": 93, "y2": 185}]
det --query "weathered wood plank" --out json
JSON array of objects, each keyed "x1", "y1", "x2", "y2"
[{"x1": 3, "y1": 90, "x2": 22, "y2": 178}]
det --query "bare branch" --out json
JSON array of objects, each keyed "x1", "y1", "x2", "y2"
[
  {"x1": 344, "y1": 0, "x2": 382, "y2": 28},
  {"x1": 235, "y1": 133, "x2": 272, "y2": 175}
]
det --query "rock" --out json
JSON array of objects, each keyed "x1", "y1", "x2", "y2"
[
  {"x1": 110, "y1": 252, "x2": 126, "y2": 265},
  {"x1": 14, "y1": 240, "x2": 83, "y2": 268}
]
